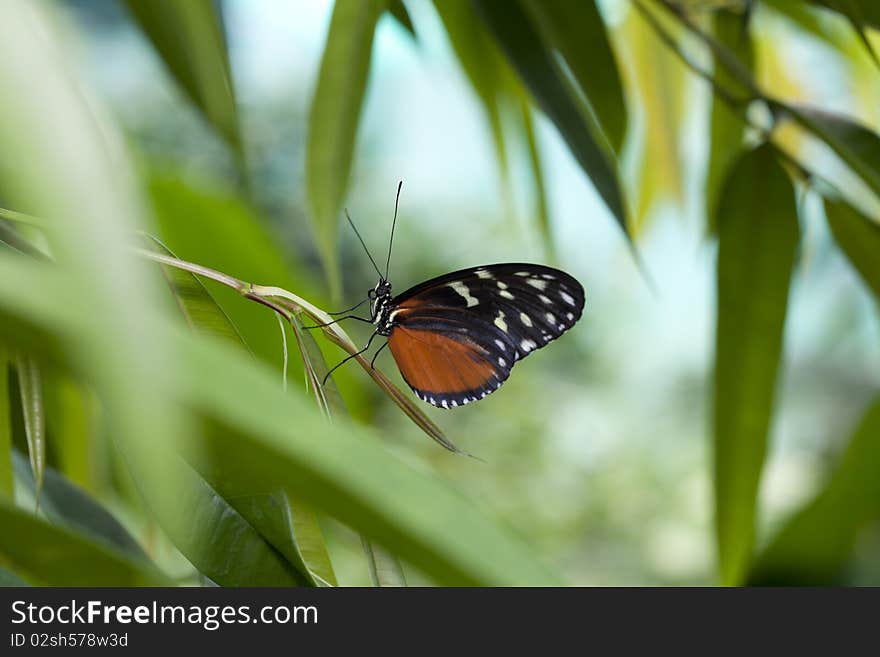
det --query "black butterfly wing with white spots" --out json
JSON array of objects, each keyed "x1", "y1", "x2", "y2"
[{"x1": 385, "y1": 264, "x2": 585, "y2": 408}]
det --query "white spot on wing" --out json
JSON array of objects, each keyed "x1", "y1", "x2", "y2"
[
  {"x1": 519, "y1": 312, "x2": 533, "y2": 327},
  {"x1": 546, "y1": 312, "x2": 556, "y2": 324},
  {"x1": 566, "y1": 312, "x2": 575, "y2": 320},
  {"x1": 560, "y1": 291, "x2": 576, "y2": 306},
  {"x1": 494, "y1": 311, "x2": 508, "y2": 332},
  {"x1": 499, "y1": 290, "x2": 515, "y2": 300},
  {"x1": 496, "y1": 281, "x2": 508, "y2": 290},
  {"x1": 494, "y1": 339, "x2": 506, "y2": 350},
  {"x1": 520, "y1": 339, "x2": 537, "y2": 352},
  {"x1": 515, "y1": 271, "x2": 530, "y2": 276},
  {"x1": 539, "y1": 294, "x2": 552, "y2": 305},
  {"x1": 475, "y1": 269, "x2": 493, "y2": 279},
  {"x1": 449, "y1": 281, "x2": 479, "y2": 307},
  {"x1": 498, "y1": 357, "x2": 506, "y2": 366},
  {"x1": 526, "y1": 278, "x2": 547, "y2": 291}
]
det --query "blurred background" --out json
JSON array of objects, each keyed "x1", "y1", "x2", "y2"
[{"x1": 2, "y1": 0, "x2": 879, "y2": 586}]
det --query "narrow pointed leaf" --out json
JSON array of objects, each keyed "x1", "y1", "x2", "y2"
[
  {"x1": 12, "y1": 451, "x2": 148, "y2": 561},
  {"x1": 362, "y1": 536, "x2": 407, "y2": 586},
  {"x1": 14, "y1": 354, "x2": 44, "y2": 504},
  {"x1": 714, "y1": 144, "x2": 799, "y2": 585},
  {"x1": 472, "y1": 0, "x2": 630, "y2": 239},
  {"x1": 825, "y1": 199, "x2": 880, "y2": 302},
  {"x1": 780, "y1": 105, "x2": 880, "y2": 200},
  {"x1": 306, "y1": 0, "x2": 387, "y2": 297},
  {"x1": 706, "y1": 9, "x2": 753, "y2": 233},
  {"x1": 434, "y1": 0, "x2": 509, "y2": 181},
  {"x1": 521, "y1": 0, "x2": 627, "y2": 152},
  {"x1": 123, "y1": 0, "x2": 243, "y2": 159},
  {"x1": 521, "y1": 100, "x2": 554, "y2": 260},
  {"x1": 749, "y1": 396, "x2": 880, "y2": 585},
  {"x1": 0, "y1": 497, "x2": 171, "y2": 586}
]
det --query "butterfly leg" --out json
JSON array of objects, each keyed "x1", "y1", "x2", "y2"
[
  {"x1": 369, "y1": 340, "x2": 389, "y2": 369},
  {"x1": 321, "y1": 330, "x2": 380, "y2": 385}
]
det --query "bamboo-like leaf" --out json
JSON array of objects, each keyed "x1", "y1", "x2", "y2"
[
  {"x1": 389, "y1": 0, "x2": 416, "y2": 39},
  {"x1": 306, "y1": 0, "x2": 387, "y2": 297},
  {"x1": 0, "y1": 256, "x2": 559, "y2": 586},
  {"x1": 714, "y1": 144, "x2": 799, "y2": 586},
  {"x1": 0, "y1": 497, "x2": 171, "y2": 586},
  {"x1": 778, "y1": 105, "x2": 880, "y2": 201},
  {"x1": 434, "y1": 0, "x2": 509, "y2": 182},
  {"x1": 825, "y1": 198, "x2": 880, "y2": 302},
  {"x1": 12, "y1": 451, "x2": 148, "y2": 561},
  {"x1": 362, "y1": 536, "x2": 407, "y2": 586},
  {"x1": 472, "y1": 0, "x2": 631, "y2": 240},
  {"x1": 43, "y1": 372, "x2": 93, "y2": 492},
  {"x1": 706, "y1": 8, "x2": 754, "y2": 234},
  {"x1": 521, "y1": 0, "x2": 627, "y2": 152},
  {"x1": 14, "y1": 353, "x2": 43, "y2": 505},
  {"x1": 123, "y1": 0, "x2": 243, "y2": 161},
  {"x1": 145, "y1": 235, "x2": 250, "y2": 350},
  {"x1": 0, "y1": 347, "x2": 11, "y2": 499},
  {"x1": 521, "y1": 99, "x2": 554, "y2": 261},
  {"x1": 749, "y1": 396, "x2": 880, "y2": 585}
]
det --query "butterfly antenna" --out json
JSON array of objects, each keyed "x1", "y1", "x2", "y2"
[
  {"x1": 384, "y1": 180, "x2": 403, "y2": 280},
  {"x1": 345, "y1": 209, "x2": 383, "y2": 279}
]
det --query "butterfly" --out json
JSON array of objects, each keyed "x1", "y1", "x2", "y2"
[{"x1": 317, "y1": 183, "x2": 586, "y2": 409}]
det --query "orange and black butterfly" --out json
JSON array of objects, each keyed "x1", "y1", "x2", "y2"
[{"x1": 317, "y1": 183, "x2": 585, "y2": 409}]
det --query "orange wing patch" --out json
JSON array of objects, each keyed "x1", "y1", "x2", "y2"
[{"x1": 388, "y1": 326, "x2": 505, "y2": 408}]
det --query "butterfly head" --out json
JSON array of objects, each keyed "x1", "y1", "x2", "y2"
[{"x1": 369, "y1": 278, "x2": 392, "y2": 301}]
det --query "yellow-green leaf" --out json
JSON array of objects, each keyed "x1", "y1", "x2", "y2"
[
  {"x1": 714, "y1": 144, "x2": 799, "y2": 585},
  {"x1": 749, "y1": 395, "x2": 880, "y2": 584},
  {"x1": 306, "y1": 0, "x2": 388, "y2": 298},
  {"x1": 825, "y1": 198, "x2": 880, "y2": 302}
]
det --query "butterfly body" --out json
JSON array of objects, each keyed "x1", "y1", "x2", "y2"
[{"x1": 366, "y1": 263, "x2": 585, "y2": 408}]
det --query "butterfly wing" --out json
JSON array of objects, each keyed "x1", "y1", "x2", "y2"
[{"x1": 387, "y1": 264, "x2": 584, "y2": 408}]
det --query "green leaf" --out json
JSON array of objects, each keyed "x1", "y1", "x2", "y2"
[
  {"x1": 434, "y1": 0, "x2": 509, "y2": 182},
  {"x1": 123, "y1": 0, "x2": 243, "y2": 161},
  {"x1": 362, "y1": 536, "x2": 407, "y2": 586},
  {"x1": 306, "y1": 0, "x2": 387, "y2": 297},
  {"x1": 145, "y1": 236, "x2": 250, "y2": 350},
  {"x1": 0, "y1": 497, "x2": 170, "y2": 586},
  {"x1": 706, "y1": 8, "x2": 753, "y2": 234},
  {"x1": 14, "y1": 354, "x2": 44, "y2": 505},
  {"x1": 780, "y1": 105, "x2": 880, "y2": 201},
  {"x1": 714, "y1": 144, "x2": 800, "y2": 586},
  {"x1": 749, "y1": 396, "x2": 880, "y2": 585},
  {"x1": 43, "y1": 372, "x2": 94, "y2": 492},
  {"x1": 0, "y1": 255, "x2": 559, "y2": 586},
  {"x1": 389, "y1": 0, "x2": 416, "y2": 39},
  {"x1": 521, "y1": 99, "x2": 554, "y2": 260},
  {"x1": 0, "y1": 347, "x2": 11, "y2": 500},
  {"x1": 12, "y1": 451, "x2": 148, "y2": 562},
  {"x1": 472, "y1": 0, "x2": 630, "y2": 240},
  {"x1": 825, "y1": 199, "x2": 880, "y2": 303},
  {"x1": 521, "y1": 0, "x2": 627, "y2": 153}
]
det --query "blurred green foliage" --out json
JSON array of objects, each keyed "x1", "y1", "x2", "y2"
[{"x1": 0, "y1": 0, "x2": 878, "y2": 587}]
